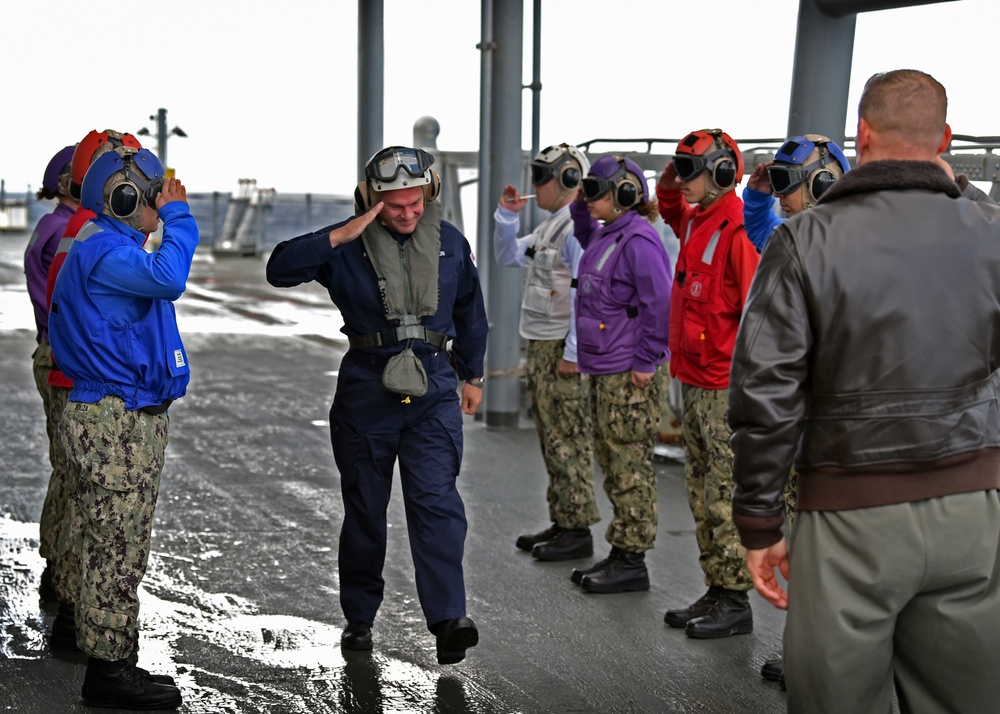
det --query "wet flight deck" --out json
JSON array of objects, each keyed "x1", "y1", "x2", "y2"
[{"x1": 0, "y1": 238, "x2": 790, "y2": 713}]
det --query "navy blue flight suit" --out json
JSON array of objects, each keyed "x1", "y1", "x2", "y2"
[{"x1": 266, "y1": 213, "x2": 487, "y2": 630}]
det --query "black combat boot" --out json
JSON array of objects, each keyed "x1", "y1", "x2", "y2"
[
  {"x1": 39, "y1": 560, "x2": 57, "y2": 601},
  {"x1": 341, "y1": 622, "x2": 373, "y2": 651},
  {"x1": 570, "y1": 547, "x2": 621, "y2": 585},
  {"x1": 531, "y1": 528, "x2": 593, "y2": 561},
  {"x1": 685, "y1": 588, "x2": 753, "y2": 639},
  {"x1": 761, "y1": 656, "x2": 783, "y2": 682},
  {"x1": 580, "y1": 550, "x2": 649, "y2": 593},
  {"x1": 515, "y1": 523, "x2": 561, "y2": 552},
  {"x1": 663, "y1": 586, "x2": 725, "y2": 628},
  {"x1": 49, "y1": 601, "x2": 78, "y2": 651},
  {"x1": 81, "y1": 656, "x2": 182, "y2": 710}
]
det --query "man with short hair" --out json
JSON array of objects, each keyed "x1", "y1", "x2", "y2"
[
  {"x1": 266, "y1": 146, "x2": 488, "y2": 666},
  {"x1": 730, "y1": 69, "x2": 1000, "y2": 712}
]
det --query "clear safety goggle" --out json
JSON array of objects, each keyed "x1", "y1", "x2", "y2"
[{"x1": 366, "y1": 148, "x2": 434, "y2": 183}]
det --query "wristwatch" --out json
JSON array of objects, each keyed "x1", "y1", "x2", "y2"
[{"x1": 467, "y1": 378, "x2": 485, "y2": 389}]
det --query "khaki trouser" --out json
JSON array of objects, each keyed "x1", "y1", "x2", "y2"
[{"x1": 786, "y1": 491, "x2": 1000, "y2": 714}]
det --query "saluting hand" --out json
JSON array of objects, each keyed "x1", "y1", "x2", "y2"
[
  {"x1": 658, "y1": 162, "x2": 678, "y2": 189},
  {"x1": 330, "y1": 201, "x2": 384, "y2": 248},
  {"x1": 747, "y1": 162, "x2": 773, "y2": 194}
]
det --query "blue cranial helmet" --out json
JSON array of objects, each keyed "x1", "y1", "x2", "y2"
[
  {"x1": 81, "y1": 146, "x2": 165, "y2": 227},
  {"x1": 768, "y1": 134, "x2": 850, "y2": 208}
]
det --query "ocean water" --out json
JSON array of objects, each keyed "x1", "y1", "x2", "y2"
[{"x1": 9, "y1": 190, "x2": 356, "y2": 251}]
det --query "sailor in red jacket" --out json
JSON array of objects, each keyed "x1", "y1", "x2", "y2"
[{"x1": 656, "y1": 129, "x2": 759, "y2": 639}]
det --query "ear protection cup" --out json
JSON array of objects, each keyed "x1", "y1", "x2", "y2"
[
  {"x1": 354, "y1": 182, "x2": 373, "y2": 213},
  {"x1": 423, "y1": 169, "x2": 441, "y2": 202},
  {"x1": 613, "y1": 178, "x2": 640, "y2": 211},
  {"x1": 110, "y1": 182, "x2": 140, "y2": 218},
  {"x1": 713, "y1": 158, "x2": 737, "y2": 189},
  {"x1": 809, "y1": 169, "x2": 837, "y2": 201},
  {"x1": 560, "y1": 166, "x2": 581, "y2": 190}
]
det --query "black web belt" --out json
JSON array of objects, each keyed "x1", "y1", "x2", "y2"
[
  {"x1": 140, "y1": 399, "x2": 172, "y2": 415},
  {"x1": 348, "y1": 325, "x2": 450, "y2": 350}
]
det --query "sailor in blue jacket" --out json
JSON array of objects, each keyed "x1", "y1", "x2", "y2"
[
  {"x1": 266, "y1": 147, "x2": 487, "y2": 665},
  {"x1": 48, "y1": 146, "x2": 193, "y2": 710},
  {"x1": 742, "y1": 135, "x2": 850, "y2": 252}
]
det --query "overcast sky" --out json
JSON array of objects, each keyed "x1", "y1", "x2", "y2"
[{"x1": 3, "y1": 0, "x2": 997, "y2": 196}]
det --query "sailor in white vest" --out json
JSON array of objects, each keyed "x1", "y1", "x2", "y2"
[{"x1": 494, "y1": 143, "x2": 599, "y2": 562}]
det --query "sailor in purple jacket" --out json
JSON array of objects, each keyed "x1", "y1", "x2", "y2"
[
  {"x1": 566, "y1": 154, "x2": 672, "y2": 594},
  {"x1": 23, "y1": 143, "x2": 78, "y2": 597}
]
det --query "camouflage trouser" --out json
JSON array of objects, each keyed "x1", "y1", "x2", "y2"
[
  {"x1": 785, "y1": 468, "x2": 798, "y2": 527},
  {"x1": 59, "y1": 395, "x2": 169, "y2": 661},
  {"x1": 680, "y1": 383, "x2": 753, "y2": 591},
  {"x1": 525, "y1": 339, "x2": 598, "y2": 528},
  {"x1": 31, "y1": 343, "x2": 71, "y2": 561},
  {"x1": 591, "y1": 365, "x2": 667, "y2": 552}
]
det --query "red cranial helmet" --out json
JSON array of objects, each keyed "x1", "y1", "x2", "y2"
[
  {"x1": 672, "y1": 129, "x2": 744, "y2": 193},
  {"x1": 69, "y1": 130, "x2": 142, "y2": 200}
]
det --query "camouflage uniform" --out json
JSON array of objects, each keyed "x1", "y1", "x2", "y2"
[
  {"x1": 31, "y1": 343, "x2": 71, "y2": 561},
  {"x1": 680, "y1": 383, "x2": 752, "y2": 590},
  {"x1": 59, "y1": 395, "x2": 168, "y2": 661},
  {"x1": 591, "y1": 365, "x2": 668, "y2": 552},
  {"x1": 525, "y1": 338, "x2": 598, "y2": 528},
  {"x1": 784, "y1": 469, "x2": 798, "y2": 526}
]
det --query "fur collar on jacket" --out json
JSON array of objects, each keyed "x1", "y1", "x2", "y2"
[{"x1": 816, "y1": 159, "x2": 961, "y2": 206}]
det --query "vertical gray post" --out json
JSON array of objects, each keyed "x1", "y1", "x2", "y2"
[
  {"x1": 527, "y1": 0, "x2": 542, "y2": 229},
  {"x1": 156, "y1": 108, "x2": 168, "y2": 168},
  {"x1": 212, "y1": 191, "x2": 220, "y2": 244},
  {"x1": 484, "y1": 0, "x2": 524, "y2": 428},
  {"x1": 358, "y1": 0, "x2": 384, "y2": 181},
  {"x1": 476, "y1": 0, "x2": 494, "y2": 304},
  {"x1": 786, "y1": 0, "x2": 856, "y2": 145}
]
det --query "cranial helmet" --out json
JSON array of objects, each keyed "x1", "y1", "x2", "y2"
[
  {"x1": 530, "y1": 143, "x2": 591, "y2": 193},
  {"x1": 767, "y1": 134, "x2": 850, "y2": 209},
  {"x1": 673, "y1": 129, "x2": 744, "y2": 202},
  {"x1": 355, "y1": 146, "x2": 441, "y2": 213},
  {"x1": 580, "y1": 154, "x2": 649, "y2": 215},
  {"x1": 81, "y1": 146, "x2": 165, "y2": 229},
  {"x1": 41, "y1": 145, "x2": 76, "y2": 198},
  {"x1": 70, "y1": 129, "x2": 143, "y2": 200}
]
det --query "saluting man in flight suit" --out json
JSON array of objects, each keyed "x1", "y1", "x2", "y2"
[{"x1": 266, "y1": 146, "x2": 488, "y2": 666}]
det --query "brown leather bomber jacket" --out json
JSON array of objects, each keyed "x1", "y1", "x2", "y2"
[{"x1": 729, "y1": 160, "x2": 1000, "y2": 550}]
